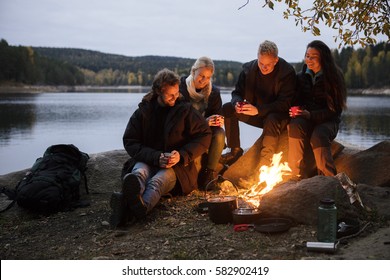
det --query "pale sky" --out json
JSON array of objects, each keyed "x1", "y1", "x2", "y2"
[{"x1": 0, "y1": 0, "x2": 385, "y2": 63}]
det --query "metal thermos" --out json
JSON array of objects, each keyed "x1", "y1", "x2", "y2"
[{"x1": 317, "y1": 198, "x2": 337, "y2": 242}]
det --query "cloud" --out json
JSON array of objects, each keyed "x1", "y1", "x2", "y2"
[{"x1": 1, "y1": 0, "x2": 385, "y2": 63}]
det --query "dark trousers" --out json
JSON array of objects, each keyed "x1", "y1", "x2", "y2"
[
  {"x1": 288, "y1": 117, "x2": 339, "y2": 177},
  {"x1": 222, "y1": 102, "x2": 289, "y2": 166},
  {"x1": 205, "y1": 126, "x2": 225, "y2": 170}
]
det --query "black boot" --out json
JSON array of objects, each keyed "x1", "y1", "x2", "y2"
[
  {"x1": 109, "y1": 192, "x2": 130, "y2": 228},
  {"x1": 198, "y1": 168, "x2": 217, "y2": 191},
  {"x1": 122, "y1": 173, "x2": 147, "y2": 221},
  {"x1": 219, "y1": 147, "x2": 243, "y2": 165}
]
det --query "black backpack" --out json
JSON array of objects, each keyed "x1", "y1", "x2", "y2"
[{"x1": 1, "y1": 144, "x2": 90, "y2": 214}]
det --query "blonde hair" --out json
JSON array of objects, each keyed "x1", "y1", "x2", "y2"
[
  {"x1": 191, "y1": 56, "x2": 215, "y2": 75},
  {"x1": 258, "y1": 40, "x2": 278, "y2": 57}
]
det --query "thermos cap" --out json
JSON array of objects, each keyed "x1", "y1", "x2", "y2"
[{"x1": 320, "y1": 198, "x2": 335, "y2": 205}]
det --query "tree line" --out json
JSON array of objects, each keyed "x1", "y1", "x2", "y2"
[
  {"x1": 0, "y1": 38, "x2": 389, "y2": 90},
  {"x1": 0, "y1": 39, "x2": 84, "y2": 86},
  {"x1": 31, "y1": 47, "x2": 242, "y2": 87}
]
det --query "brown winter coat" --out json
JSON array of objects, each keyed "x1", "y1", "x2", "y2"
[{"x1": 123, "y1": 94, "x2": 212, "y2": 194}]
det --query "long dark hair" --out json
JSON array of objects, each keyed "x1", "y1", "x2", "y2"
[{"x1": 306, "y1": 40, "x2": 347, "y2": 111}]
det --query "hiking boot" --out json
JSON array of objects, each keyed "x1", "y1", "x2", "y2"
[
  {"x1": 109, "y1": 192, "x2": 128, "y2": 228},
  {"x1": 122, "y1": 173, "x2": 147, "y2": 221},
  {"x1": 198, "y1": 168, "x2": 217, "y2": 191},
  {"x1": 219, "y1": 147, "x2": 244, "y2": 165}
]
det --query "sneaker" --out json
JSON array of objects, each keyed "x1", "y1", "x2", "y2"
[
  {"x1": 109, "y1": 192, "x2": 128, "y2": 228},
  {"x1": 219, "y1": 147, "x2": 244, "y2": 165},
  {"x1": 122, "y1": 173, "x2": 147, "y2": 221}
]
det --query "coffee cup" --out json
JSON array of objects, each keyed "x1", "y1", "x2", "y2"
[
  {"x1": 290, "y1": 106, "x2": 301, "y2": 117},
  {"x1": 237, "y1": 101, "x2": 248, "y2": 107}
]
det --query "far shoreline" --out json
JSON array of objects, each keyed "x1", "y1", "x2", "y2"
[{"x1": 1, "y1": 84, "x2": 390, "y2": 95}]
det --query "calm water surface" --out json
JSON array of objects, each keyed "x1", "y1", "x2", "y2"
[{"x1": 0, "y1": 91, "x2": 389, "y2": 175}]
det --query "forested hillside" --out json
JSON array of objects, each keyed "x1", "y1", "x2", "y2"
[
  {"x1": 32, "y1": 47, "x2": 242, "y2": 87},
  {"x1": 0, "y1": 39, "x2": 84, "y2": 85},
  {"x1": 0, "y1": 38, "x2": 389, "y2": 89}
]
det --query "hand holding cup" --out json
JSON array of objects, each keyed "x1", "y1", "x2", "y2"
[
  {"x1": 209, "y1": 114, "x2": 224, "y2": 127},
  {"x1": 160, "y1": 150, "x2": 180, "y2": 168},
  {"x1": 290, "y1": 106, "x2": 301, "y2": 118}
]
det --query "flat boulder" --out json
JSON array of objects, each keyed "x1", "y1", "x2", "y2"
[
  {"x1": 335, "y1": 141, "x2": 390, "y2": 187},
  {"x1": 259, "y1": 174, "x2": 390, "y2": 225},
  {"x1": 85, "y1": 149, "x2": 129, "y2": 193}
]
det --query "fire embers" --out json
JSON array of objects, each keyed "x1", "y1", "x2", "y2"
[{"x1": 238, "y1": 152, "x2": 291, "y2": 208}]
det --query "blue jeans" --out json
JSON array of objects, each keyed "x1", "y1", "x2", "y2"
[{"x1": 131, "y1": 162, "x2": 177, "y2": 213}]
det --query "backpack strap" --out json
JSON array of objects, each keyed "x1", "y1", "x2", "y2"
[{"x1": 82, "y1": 172, "x2": 89, "y2": 194}]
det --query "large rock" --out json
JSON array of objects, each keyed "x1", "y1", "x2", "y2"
[
  {"x1": 335, "y1": 141, "x2": 390, "y2": 187},
  {"x1": 85, "y1": 149, "x2": 129, "y2": 193},
  {"x1": 259, "y1": 174, "x2": 390, "y2": 225}
]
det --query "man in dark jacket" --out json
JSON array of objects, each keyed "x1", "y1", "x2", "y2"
[
  {"x1": 110, "y1": 68, "x2": 212, "y2": 228},
  {"x1": 220, "y1": 40, "x2": 296, "y2": 168}
]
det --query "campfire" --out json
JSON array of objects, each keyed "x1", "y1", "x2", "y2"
[{"x1": 219, "y1": 152, "x2": 291, "y2": 208}]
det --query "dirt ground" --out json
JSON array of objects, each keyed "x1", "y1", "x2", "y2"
[{"x1": 0, "y1": 190, "x2": 389, "y2": 260}]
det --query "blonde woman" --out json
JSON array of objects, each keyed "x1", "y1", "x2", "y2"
[{"x1": 179, "y1": 57, "x2": 225, "y2": 189}]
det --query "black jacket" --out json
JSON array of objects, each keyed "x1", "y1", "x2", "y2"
[
  {"x1": 295, "y1": 64, "x2": 342, "y2": 124},
  {"x1": 123, "y1": 94, "x2": 212, "y2": 194},
  {"x1": 231, "y1": 58, "x2": 296, "y2": 117}
]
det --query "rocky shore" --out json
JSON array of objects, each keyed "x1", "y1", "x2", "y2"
[{"x1": 0, "y1": 141, "x2": 389, "y2": 260}]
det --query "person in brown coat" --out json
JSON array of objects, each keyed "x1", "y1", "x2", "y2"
[{"x1": 110, "y1": 68, "x2": 212, "y2": 227}]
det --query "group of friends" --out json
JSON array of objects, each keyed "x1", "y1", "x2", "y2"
[{"x1": 110, "y1": 39, "x2": 347, "y2": 228}]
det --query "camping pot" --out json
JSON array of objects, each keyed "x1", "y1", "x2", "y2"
[
  {"x1": 232, "y1": 207, "x2": 262, "y2": 224},
  {"x1": 207, "y1": 196, "x2": 238, "y2": 224}
]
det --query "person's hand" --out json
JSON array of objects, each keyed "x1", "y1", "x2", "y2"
[
  {"x1": 159, "y1": 150, "x2": 180, "y2": 168},
  {"x1": 300, "y1": 109, "x2": 311, "y2": 119},
  {"x1": 235, "y1": 102, "x2": 258, "y2": 116},
  {"x1": 289, "y1": 107, "x2": 310, "y2": 119},
  {"x1": 207, "y1": 115, "x2": 224, "y2": 127}
]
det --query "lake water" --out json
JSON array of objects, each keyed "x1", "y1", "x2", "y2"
[{"x1": 1, "y1": 90, "x2": 389, "y2": 175}]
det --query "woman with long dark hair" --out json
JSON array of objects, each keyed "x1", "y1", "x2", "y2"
[{"x1": 288, "y1": 40, "x2": 347, "y2": 178}]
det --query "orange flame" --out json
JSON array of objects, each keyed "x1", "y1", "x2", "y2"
[{"x1": 240, "y1": 152, "x2": 291, "y2": 208}]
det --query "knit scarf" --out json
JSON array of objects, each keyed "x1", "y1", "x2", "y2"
[{"x1": 185, "y1": 75, "x2": 211, "y2": 115}]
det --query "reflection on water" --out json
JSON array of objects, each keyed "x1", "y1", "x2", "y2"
[
  {"x1": 338, "y1": 96, "x2": 390, "y2": 148},
  {"x1": 0, "y1": 93, "x2": 37, "y2": 144},
  {"x1": 0, "y1": 92, "x2": 389, "y2": 175}
]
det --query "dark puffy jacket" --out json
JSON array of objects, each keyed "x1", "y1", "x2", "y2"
[
  {"x1": 295, "y1": 64, "x2": 342, "y2": 124},
  {"x1": 231, "y1": 58, "x2": 296, "y2": 117},
  {"x1": 179, "y1": 76, "x2": 223, "y2": 117},
  {"x1": 123, "y1": 95, "x2": 212, "y2": 194}
]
